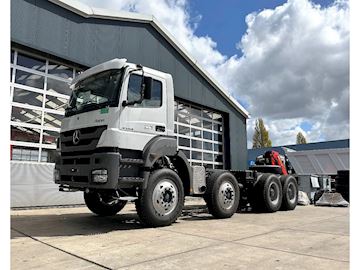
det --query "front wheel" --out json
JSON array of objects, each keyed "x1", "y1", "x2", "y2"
[
  {"x1": 136, "y1": 168, "x2": 184, "y2": 227},
  {"x1": 84, "y1": 190, "x2": 127, "y2": 216},
  {"x1": 204, "y1": 171, "x2": 240, "y2": 218}
]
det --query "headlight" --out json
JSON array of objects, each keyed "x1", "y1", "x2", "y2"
[
  {"x1": 54, "y1": 168, "x2": 60, "y2": 182},
  {"x1": 92, "y1": 169, "x2": 108, "y2": 183}
]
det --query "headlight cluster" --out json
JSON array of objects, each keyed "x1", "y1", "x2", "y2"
[{"x1": 92, "y1": 169, "x2": 108, "y2": 183}]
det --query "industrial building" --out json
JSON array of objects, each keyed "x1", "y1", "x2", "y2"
[
  {"x1": 10, "y1": 0, "x2": 249, "y2": 207},
  {"x1": 248, "y1": 139, "x2": 349, "y2": 166}
]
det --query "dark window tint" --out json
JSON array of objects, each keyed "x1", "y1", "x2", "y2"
[
  {"x1": 203, "y1": 120, "x2": 212, "y2": 130},
  {"x1": 17, "y1": 53, "x2": 46, "y2": 71},
  {"x1": 178, "y1": 125, "x2": 190, "y2": 136},
  {"x1": 42, "y1": 130, "x2": 59, "y2": 145},
  {"x1": 203, "y1": 142, "x2": 213, "y2": 151},
  {"x1": 203, "y1": 131, "x2": 212, "y2": 140},
  {"x1": 204, "y1": 153, "x2": 213, "y2": 161},
  {"x1": 45, "y1": 95, "x2": 68, "y2": 111},
  {"x1": 191, "y1": 139, "x2": 202, "y2": 149},
  {"x1": 179, "y1": 137, "x2": 190, "y2": 147},
  {"x1": 214, "y1": 133, "x2": 222, "y2": 142},
  {"x1": 15, "y1": 70, "x2": 44, "y2": 89},
  {"x1": 11, "y1": 50, "x2": 14, "y2": 63},
  {"x1": 192, "y1": 151, "x2": 202, "y2": 160},
  {"x1": 127, "y1": 74, "x2": 162, "y2": 107},
  {"x1": 13, "y1": 88, "x2": 43, "y2": 107},
  {"x1": 214, "y1": 144, "x2": 223, "y2": 152},
  {"x1": 43, "y1": 112, "x2": 63, "y2": 129},
  {"x1": 40, "y1": 149, "x2": 58, "y2": 163},
  {"x1": 47, "y1": 78, "x2": 71, "y2": 96},
  {"x1": 11, "y1": 106, "x2": 42, "y2": 125},
  {"x1": 204, "y1": 163, "x2": 213, "y2": 169},
  {"x1": 215, "y1": 154, "x2": 223, "y2": 162},
  {"x1": 48, "y1": 61, "x2": 73, "y2": 79},
  {"x1": 11, "y1": 125, "x2": 40, "y2": 143}
]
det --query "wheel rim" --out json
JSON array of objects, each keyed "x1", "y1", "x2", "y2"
[
  {"x1": 268, "y1": 182, "x2": 280, "y2": 205},
  {"x1": 152, "y1": 179, "x2": 178, "y2": 216},
  {"x1": 218, "y1": 180, "x2": 236, "y2": 210},
  {"x1": 287, "y1": 182, "x2": 297, "y2": 204}
]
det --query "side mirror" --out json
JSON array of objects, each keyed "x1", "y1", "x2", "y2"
[{"x1": 122, "y1": 67, "x2": 153, "y2": 107}]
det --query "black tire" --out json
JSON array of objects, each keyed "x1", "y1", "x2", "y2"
[
  {"x1": 84, "y1": 191, "x2": 127, "y2": 216},
  {"x1": 252, "y1": 173, "x2": 283, "y2": 212},
  {"x1": 335, "y1": 172, "x2": 350, "y2": 202},
  {"x1": 337, "y1": 170, "x2": 349, "y2": 177},
  {"x1": 204, "y1": 171, "x2": 240, "y2": 218},
  {"x1": 279, "y1": 175, "x2": 298, "y2": 210},
  {"x1": 135, "y1": 168, "x2": 184, "y2": 227}
]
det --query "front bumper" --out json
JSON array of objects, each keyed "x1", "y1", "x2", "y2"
[{"x1": 55, "y1": 152, "x2": 120, "y2": 190}]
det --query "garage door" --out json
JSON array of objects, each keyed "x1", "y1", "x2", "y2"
[{"x1": 174, "y1": 100, "x2": 224, "y2": 169}]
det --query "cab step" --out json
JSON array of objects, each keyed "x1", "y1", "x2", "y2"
[
  {"x1": 120, "y1": 158, "x2": 144, "y2": 166},
  {"x1": 119, "y1": 177, "x2": 144, "y2": 184}
]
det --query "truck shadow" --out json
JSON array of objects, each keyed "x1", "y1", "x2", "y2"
[
  {"x1": 11, "y1": 212, "x2": 143, "y2": 239},
  {"x1": 10, "y1": 205, "x2": 261, "y2": 239}
]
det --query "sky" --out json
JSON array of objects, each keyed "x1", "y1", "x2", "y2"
[
  {"x1": 189, "y1": 0, "x2": 337, "y2": 57},
  {"x1": 78, "y1": 0, "x2": 349, "y2": 148}
]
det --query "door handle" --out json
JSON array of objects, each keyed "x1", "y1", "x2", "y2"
[{"x1": 156, "y1": 125, "x2": 165, "y2": 132}]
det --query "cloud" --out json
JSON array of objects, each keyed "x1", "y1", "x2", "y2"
[
  {"x1": 78, "y1": 0, "x2": 349, "y2": 147},
  {"x1": 215, "y1": 0, "x2": 349, "y2": 146}
]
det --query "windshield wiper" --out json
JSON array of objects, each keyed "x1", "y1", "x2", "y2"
[{"x1": 65, "y1": 102, "x2": 109, "y2": 117}]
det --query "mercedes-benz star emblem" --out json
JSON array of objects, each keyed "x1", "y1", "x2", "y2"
[{"x1": 72, "y1": 130, "x2": 80, "y2": 145}]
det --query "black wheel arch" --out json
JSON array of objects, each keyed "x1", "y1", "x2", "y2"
[{"x1": 142, "y1": 136, "x2": 192, "y2": 194}]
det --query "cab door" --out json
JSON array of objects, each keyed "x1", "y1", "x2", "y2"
[{"x1": 119, "y1": 71, "x2": 167, "y2": 140}]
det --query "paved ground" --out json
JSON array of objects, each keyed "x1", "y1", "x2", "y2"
[{"x1": 11, "y1": 199, "x2": 349, "y2": 270}]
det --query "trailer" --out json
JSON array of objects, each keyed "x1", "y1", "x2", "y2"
[{"x1": 54, "y1": 58, "x2": 298, "y2": 227}]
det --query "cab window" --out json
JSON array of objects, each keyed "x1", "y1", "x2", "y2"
[{"x1": 127, "y1": 74, "x2": 162, "y2": 107}]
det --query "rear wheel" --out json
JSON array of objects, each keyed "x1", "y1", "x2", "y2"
[
  {"x1": 136, "y1": 168, "x2": 184, "y2": 227},
  {"x1": 84, "y1": 190, "x2": 127, "y2": 216},
  {"x1": 204, "y1": 171, "x2": 240, "y2": 218},
  {"x1": 252, "y1": 173, "x2": 282, "y2": 212},
  {"x1": 279, "y1": 175, "x2": 298, "y2": 210}
]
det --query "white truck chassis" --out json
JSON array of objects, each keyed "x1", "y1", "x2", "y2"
[{"x1": 54, "y1": 59, "x2": 298, "y2": 227}]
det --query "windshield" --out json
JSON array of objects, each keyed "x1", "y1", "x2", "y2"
[{"x1": 65, "y1": 69, "x2": 123, "y2": 116}]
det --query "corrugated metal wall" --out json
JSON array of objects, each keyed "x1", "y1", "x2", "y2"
[
  {"x1": 11, "y1": 0, "x2": 248, "y2": 170},
  {"x1": 11, "y1": 162, "x2": 84, "y2": 207}
]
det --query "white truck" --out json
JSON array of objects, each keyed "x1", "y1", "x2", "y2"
[{"x1": 54, "y1": 58, "x2": 298, "y2": 227}]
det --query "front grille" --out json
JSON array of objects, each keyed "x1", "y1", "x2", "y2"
[
  {"x1": 63, "y1": 138, "x2": 93, "y2": 147},
  {"x1": 62, "y1": 158, "x2": 90, "y2": 165},
  {"x1": 62, "y1": 175, "x2": 88, "y2": 182},
  {"x1": 62, "y1": 126, "x2": 100, "y2": 137},
  {"x1": 60, "y1": 125, "x2": 107, "y2": 154}
]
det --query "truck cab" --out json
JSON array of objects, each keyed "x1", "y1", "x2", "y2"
[{"x1": 54, "y1": 58, "x2": 298, "y2": 227}]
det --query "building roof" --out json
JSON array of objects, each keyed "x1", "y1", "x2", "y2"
[
  {"x1": 247, "y1": 139, "x2": 350, "y2": 164},
  {"x1": 48, "y1": 0, "x2": 250, "y2": 119}
]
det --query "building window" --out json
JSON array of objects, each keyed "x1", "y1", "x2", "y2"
[
  {"x1": 10, "y1": 48, "x2": 82, "y2": 162},
  {"x1": 174, "y1": 100, "x2": 225, "y2": 169}
]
